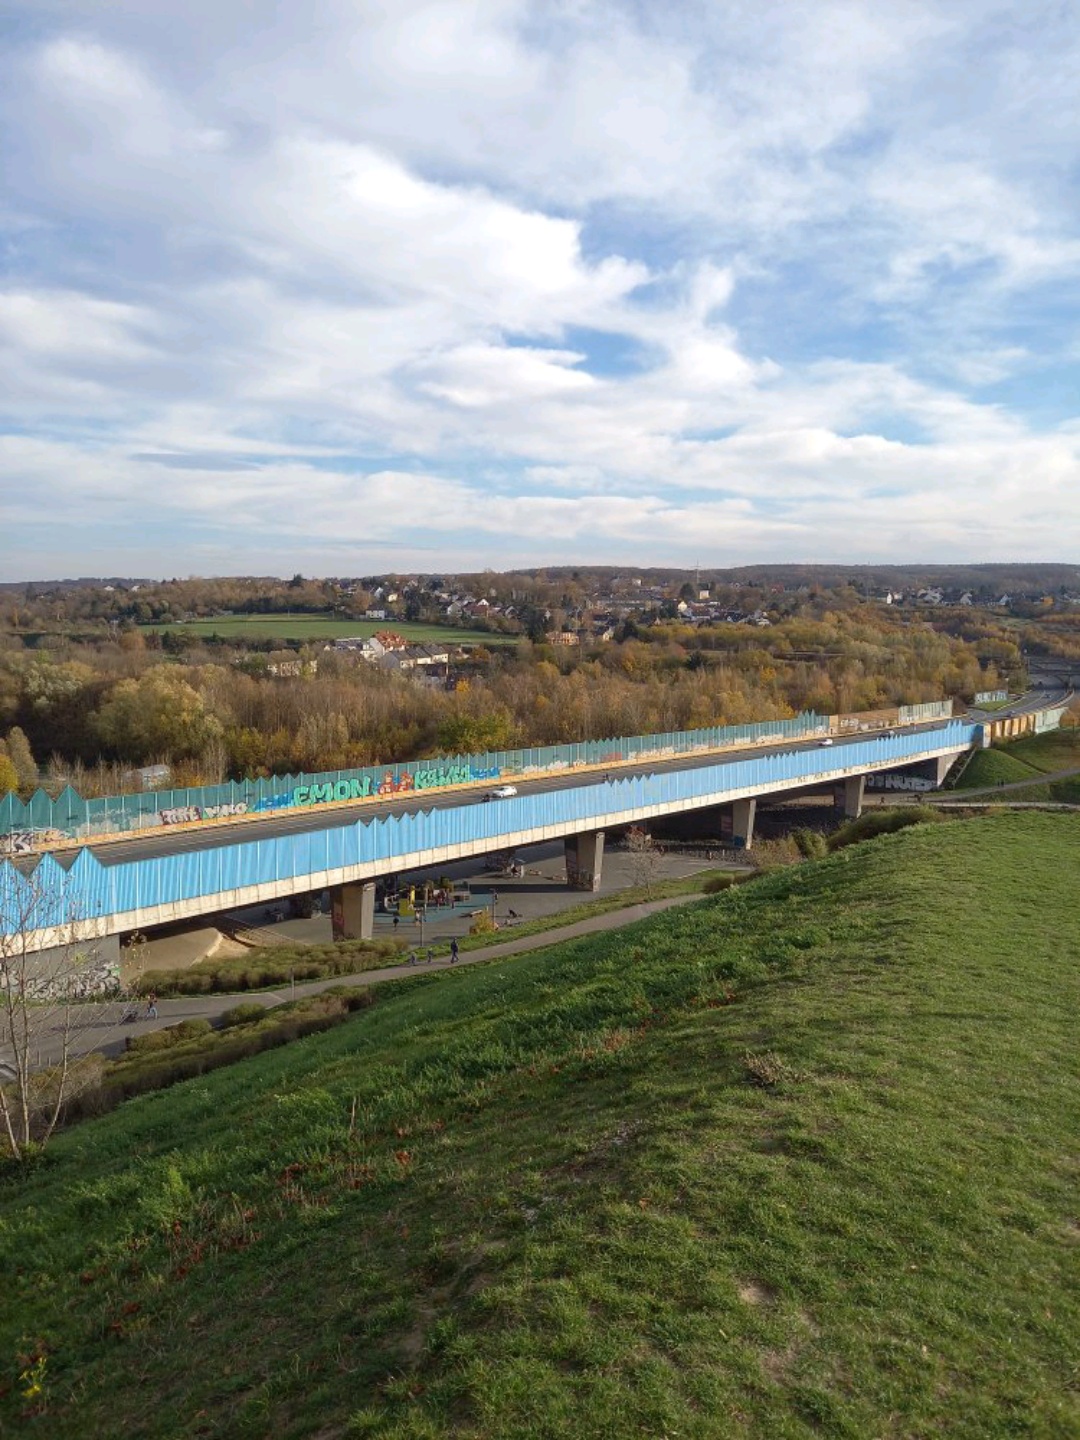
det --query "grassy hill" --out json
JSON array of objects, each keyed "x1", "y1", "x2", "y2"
[
  {"x1": 2, "y1": 812, "x2": 1078, "y2": 1438},
  {"x1": 956, "y1": 728, "x2": 1080, "y2": 801}
]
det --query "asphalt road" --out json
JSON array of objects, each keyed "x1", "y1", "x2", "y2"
[
  {"x1": 966, "y1": 687, "x2": 1071, "y2": 720},
  {"x1": 47, "y1": 716, "x2": 968, "y2": 871}
]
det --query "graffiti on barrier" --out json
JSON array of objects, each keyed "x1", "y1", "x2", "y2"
[
  {"x1": 0, "y1": 828, "x2": 66, "y2": 856},
  {"x1": 152, "y1": 766, "x2": 502, "y2": 829},
  {"x1": 160, "y1": 802, "x2": 250, "y2": 825},
  {"x1": 865, "y1": 773, "x2": 934, "y2": 792},
  {"x1": 249, "y1": 763, "x2": 501, "y2": 815}
]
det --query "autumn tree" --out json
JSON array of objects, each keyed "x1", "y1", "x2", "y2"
[
  {"x1": 0, "y1": 747, "x2": 17, "y2": 798},
  {"x1": 19, "y1": 660, "x2": 100, "y2": 758},
  {"x1": 93, "y1": 666, "x2": 223, "y2": 763},
  {"x1": 437, "y1": 706, "x2": 517, "y2": 756},
  {"x1": 4, "y1": 727, "x2": 38, "y2": 795}
]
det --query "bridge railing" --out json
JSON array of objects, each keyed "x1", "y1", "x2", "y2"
[{"x1": 1, "y1": 721, "x2": 977, "y2": 935}]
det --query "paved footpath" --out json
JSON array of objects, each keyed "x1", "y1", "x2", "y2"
[
  {"x1": 927, "y1": 763, "x2": 1080, "y2": 802},
  {"x1": 42, "y1": 890, "x2": 713, "y2": 1068}
]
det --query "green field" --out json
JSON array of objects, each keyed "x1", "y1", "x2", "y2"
[
  {"x1": 2, "y1": 812, "x2": 1079, "y2": 1438},
  {"x1": 142, "y1": 612, "x2": 515, "y2": 644}
]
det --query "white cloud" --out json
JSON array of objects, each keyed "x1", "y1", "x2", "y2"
[
  {"x1": 0, "y1": 290, "x2": 158, "y2": 360},
  {"x1": 1, "y1": 2, "x2": 1079, "y2": 574}
]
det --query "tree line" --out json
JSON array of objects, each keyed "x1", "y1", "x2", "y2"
[{"x1": 0, "y1": 604, "x2": 1016, "y2": 798}]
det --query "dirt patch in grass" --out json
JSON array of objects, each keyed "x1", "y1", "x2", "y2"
[{"x1": 738, "y1": 1279, "x2": 779, "y2": 1307}]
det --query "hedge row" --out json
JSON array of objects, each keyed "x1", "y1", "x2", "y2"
[
  {"x1": 61, "y1": 989, "x2": 376, "y2": 1126},
  {"x1": 131, "y1": 937, "x2": 406, "y2": 996}
]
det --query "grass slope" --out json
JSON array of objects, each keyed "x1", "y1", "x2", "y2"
[
  {"x1": 956, "y1": 729, "x2": 1080, "y2": 801},
  {"x1": 954, "y1": 748, "x2": 1043, "y2": 789},
  {"x1": 1005, "y1": 729, "x2": 1080, "y2": 773},
  {"x1": 142, "y1": 614, "x2": 512, "y2": 644},
  {"x1": 2, "y1": 813, "x2": 1079, "y2": 1439}
]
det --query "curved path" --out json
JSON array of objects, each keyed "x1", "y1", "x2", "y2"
[
  {"x1": 929, "y1": 764, "x2": 1080, "y2": 802},
  {"x1": 28, "y1": 887, "x2": 713, "y2": 1070}
]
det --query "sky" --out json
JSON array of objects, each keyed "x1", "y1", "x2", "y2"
[{"x1": 1, "y1": 0, "x2": 1079, "y2": 580}]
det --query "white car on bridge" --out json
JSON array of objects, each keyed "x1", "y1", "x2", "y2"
[{"x1": 487, "y1": 784, "x2": 518, "y2": 799}]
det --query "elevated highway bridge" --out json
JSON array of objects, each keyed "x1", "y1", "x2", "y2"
[{"x1": 1, "y1": 693, "x2": 1070, "y2": 957}]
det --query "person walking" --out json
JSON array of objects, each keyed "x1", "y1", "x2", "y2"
[
  {"x1": 392, "y1": 914, "x2": 400, "y2": 931},
  {"x1": 450, "y1": 937, "x2": 459, "y2": 964},
  {"x1": 145, "y1": 991, "x2": 158, "y2": 1020},
  {"x1": 407, "y1": 949, "x2": 418, "y2": 967},
  {"x1": 426, "y1": 946, "x2": 435, "y2": 965}
]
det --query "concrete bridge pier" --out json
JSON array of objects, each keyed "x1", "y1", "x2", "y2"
[
  {"x1": 565, "y1": 830, "x2": 605, "y2": 891},
  {"x1": 930, "y1": 754, "x2": 954, "y2": 786},
  {"x1": 330, "y1": 880, "x2": 376, "y2": 941},
  {"x1": 835, "y1": 775, "x2": 865, "y2": 819},
  {"x1": 731, "y1": 798, "x2": 757, "y2": 850}
]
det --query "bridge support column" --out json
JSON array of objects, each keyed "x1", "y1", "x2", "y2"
[
  {"x1": 330, "y1": 880, "x2": 376, "y2": 941},
  {"x1": 931, "y1": 755, "x2": 954, "y2": 786},
  {"x1": 565, "y1": 830, "x2": 605, "y2": 891},
  {"x1": 731, "y1": 798, "x2": 757, "y2": 850},
  {"x1": 836, "y1": 775, "x2": 865, "y2": 819}
]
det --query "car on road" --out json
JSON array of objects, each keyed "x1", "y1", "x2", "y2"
[
  {"x1": 818, "y1": 737, "x2": 834, "y2": 746},
  {"x1": 487, "y1": 784, "x2": 518, "y2": 799}
]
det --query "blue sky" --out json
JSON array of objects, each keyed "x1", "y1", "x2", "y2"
[{"x1": 1, "y1": 0, "x2": 1079, "y2": 579}]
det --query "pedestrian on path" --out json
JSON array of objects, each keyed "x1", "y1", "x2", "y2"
[
  {"x1": 426, "y1": 947, "x2": 434, "y2": 965},
  {"x1": 408, "y1": 949, "x2": 418, "y2": 966},
  {"x1": 145, "y1": 991, "x2": 158, "y2": 1019},
  {"x1": 450, "y1": 938, "x2": 459, "y2": 964}
]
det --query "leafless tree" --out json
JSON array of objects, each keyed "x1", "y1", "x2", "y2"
[
  {"x1": 0, "y1": 867, "x2": 122, "y2": 1161},
  {"x1": 625, "y1": 825, "x2": 663, "y2": 897}
]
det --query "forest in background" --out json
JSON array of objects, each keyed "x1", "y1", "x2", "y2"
[{"x1": 2, "y1": 567, "x2": 1078, "y2": 799}]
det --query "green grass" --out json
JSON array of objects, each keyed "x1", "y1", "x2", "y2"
[
  {"x1": 955, "y1": 728, "x2": 1080, "y2": 798},
  {"x1": 2, "y1": 812, "x2": 1079, "y2": 1438},
  {"x1": 141, "y1": 613, "x2": 514, "y2": 644},
  {"x1": 975, "y1": 777, "x2": 1080, "y2": 805},
  {"x1": 1002, "y1": 727, "x2": 1080, "y2": 773},
  {"x1": 954, "y1": 747, "x2": 1042, "y2": 789}
]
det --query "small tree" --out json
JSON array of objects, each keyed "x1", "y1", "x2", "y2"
[
  {"x1": 0, "y1": 869, "x2": 121, "y2": 1161},
  {"x1": 4, "y1": 727, "x2": 39, "y2": 796},
  {"x1": 625, "y1": 826, "x2": 663, "y2": 896},
  {"x1": 0, "y1": 747, "x2": 17, "y2": 799}
]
